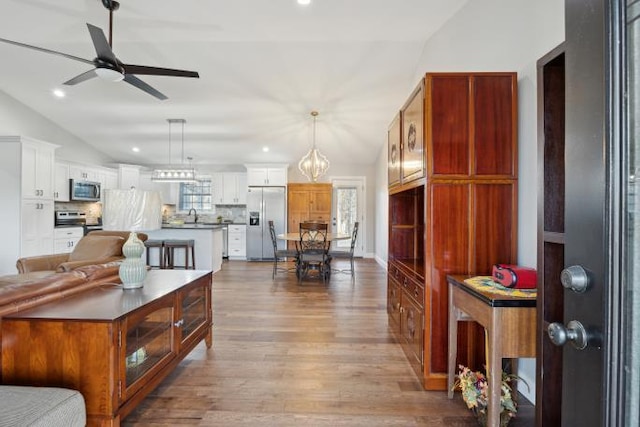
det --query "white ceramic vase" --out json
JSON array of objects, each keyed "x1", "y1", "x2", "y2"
[{"x1": 119, "y1": 232, "x2": 147, "y2": 289}]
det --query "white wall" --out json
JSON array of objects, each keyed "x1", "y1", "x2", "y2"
[
  {"x1": 374, "y1": 0, "x2": 565, "y2": 404},
  {"x1": 0, "y1": 90, "x2": 113, "y2": 165}
]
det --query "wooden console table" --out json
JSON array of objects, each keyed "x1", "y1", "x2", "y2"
[
  {"x1": 447, "y1": 275, "x2": 536, "y2": 427},
  {"x1": 1, "y1": 270, "x2": 213, "y2": 427}
]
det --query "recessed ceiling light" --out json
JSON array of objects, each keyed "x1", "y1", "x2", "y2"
[
  {"x1": 297, "y1": 0, "x2": 311, "y2": 5},
  {"x1": 53, "y1": 89, "x2": 65, "y2": 98},
  {"x1": 132, "y1": 147, "x2": 140, "y2": 153},
  {"x1": 262, "y1": 146, "x2": 269, "y2": 152}
]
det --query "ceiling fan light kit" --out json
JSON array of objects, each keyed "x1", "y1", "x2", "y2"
[
  {"x1": 0, "y1": 0, "x2": 198, "y2": 100},
  {"x1": 298, "y1": 110, "x2": 330, "y2": 182},
  {"x1": 152, "y1": 119, "x2": 198, "y2": 183},
  {"x1": 95, "y1": 67, "x2": 124, "y2": 82}
]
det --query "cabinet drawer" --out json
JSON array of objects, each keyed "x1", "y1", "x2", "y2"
[
  {"x1": 401, "y1": 275, "x2": 424, "y2": 306},
  {"x1": 228, "y1": 225, "x2": 246, "y2": 233},
  {"x1": 54, "y1": 227, "x2": 84, "y2": 239},
  {"x1": 228, "y1": 247, "x2": 245, "y2": 256}
]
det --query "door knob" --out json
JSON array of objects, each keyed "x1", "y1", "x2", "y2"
[
  {"x1": 560, "y1": 265, "x2": 590, "y2": 293},
  {"x1": 548, "y1": 320, "x2": 588, "y2": 350}
]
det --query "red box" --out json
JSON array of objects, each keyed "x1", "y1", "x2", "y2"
[{"x1": 492, "y1": 264, "x2": 537, "y2": 289}]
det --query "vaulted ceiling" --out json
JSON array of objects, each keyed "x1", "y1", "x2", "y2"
[{"x1": 0, "y1": 0, "x2": 468, "y2": 168}]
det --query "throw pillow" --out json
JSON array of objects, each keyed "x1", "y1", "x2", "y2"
[{"x1": 68, "y1": 235, "x2": 125, "y2": 262}]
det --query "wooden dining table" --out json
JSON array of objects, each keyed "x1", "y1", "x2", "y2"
[
  {"x1": 277, "y1": 232, "x2": 351, "y2": 242},
  {"x1": 277, "y1": 232, "x2": 351, "y2": 280}
]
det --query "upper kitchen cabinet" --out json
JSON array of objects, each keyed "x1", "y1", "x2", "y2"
[
  {"x1": 118, "y1": 164, "x2": 142, "y2": 190},
  {"x1": 69, "y1": 164, "x2": 99, "y2": 182},
  {"x1": 8, "y1": 136, "x2": 58, "y2": 200},
  {"x1": 54, "y1": 162, "x2": 70, "y2": 202},
  {"x1": 388, "y1": 113, "x2": 401, "y2": 188},
  {"x1": 213, "y1": 172, "x2": 247, "y2": 205},
  {"x1": 245, "y1": 165, "x2": 288, "y2": 187}
]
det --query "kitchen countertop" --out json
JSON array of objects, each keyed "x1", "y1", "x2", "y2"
[{"x1": 161, "y1": 223, "x2": 246, "y2": 229}]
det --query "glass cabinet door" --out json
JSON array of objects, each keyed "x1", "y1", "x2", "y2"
[
  {"x1": 179, "y1": 281, "x2": 209, "y2": 347},
  {"x1": 123, "y1": 297, "x2": 175, "y2": 398}
]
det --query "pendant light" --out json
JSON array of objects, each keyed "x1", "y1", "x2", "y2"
[
  {"x1": 151, "y1": 119, "x2": 197, "y2": 182},
  {"x1": 298, "y1": 111, "x2": 330, "y2": 182}
]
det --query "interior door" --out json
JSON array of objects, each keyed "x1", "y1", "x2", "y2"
[
  {"x1": 331, "y1": 178, "x2": 364, "y2": 256},
  {"x1": 548, "y1": 1, "x2": 634, "y2": 425}
]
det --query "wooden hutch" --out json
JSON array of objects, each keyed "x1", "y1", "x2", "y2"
[{"x1": 387, "y1": 72, "x2": 519, "y2": 390}]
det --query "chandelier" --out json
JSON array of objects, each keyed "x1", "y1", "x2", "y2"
[
  {"x1": 151, "y1": 118, "x2": 197, "y2": 182},
  {"x1": 298, "y1": 111, "x2": 330, "y2": 182}
]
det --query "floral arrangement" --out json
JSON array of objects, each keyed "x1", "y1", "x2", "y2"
[{"x1": 453, "y1": 365, "x2": 525, "y2": 426}]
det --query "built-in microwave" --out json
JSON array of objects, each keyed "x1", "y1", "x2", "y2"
[{"x1": 70, "y1": 179, "x2": 101, "y2": 202}]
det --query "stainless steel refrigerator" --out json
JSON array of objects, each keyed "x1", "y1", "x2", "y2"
[{"x1": 246, "y1": 186, "x2": 287, "y2": 260}]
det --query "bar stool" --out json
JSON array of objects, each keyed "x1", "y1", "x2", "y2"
[
  {"x1": 144, "y1": 239, "x2": 165, "y2": 269},
  {"x1": 163, "y1": 239, "x2": 196, "y2": 270}
]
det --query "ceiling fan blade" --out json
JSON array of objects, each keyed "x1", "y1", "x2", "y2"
[
  {"x1": 63, "y1": 69, "x2": 98, "y2": 85},
  {"x1": 86, "y1": 23, "x2": 118, "y2": 63},
  {"x1": 0, "y1": 37, "x2": 94, "y2": 65},
  {"x1": 122, "y1": 64, "x2": 199, "y2": 78},
  {"x1": 123, "y1": 74, "x2": 167, "y2": 100}
]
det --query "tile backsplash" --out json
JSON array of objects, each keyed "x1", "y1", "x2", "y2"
[{"x1": 163, "y1": 204, "x2": 247, "y2": 224}]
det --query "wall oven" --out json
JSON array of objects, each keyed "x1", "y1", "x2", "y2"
[{"x1": 70, "y1": 179, "x2": 101, "y2": 202}]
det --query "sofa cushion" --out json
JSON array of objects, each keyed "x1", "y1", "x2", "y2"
[
  {"x1": 0, "y1": 271, "x2": 87, "y2": 307},
  {"x1": 68, "y1": 235, "x2": 125, "y2": 262},
  {"x1": 0, "y1": 386, "x2": 86, "y2": 427}
]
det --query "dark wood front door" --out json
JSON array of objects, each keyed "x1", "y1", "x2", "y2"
[{"x1": 538, "y1": 1, "x2": 640, "y2": 425}]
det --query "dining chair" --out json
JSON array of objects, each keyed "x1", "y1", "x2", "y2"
[
  {"x1": 297, "y1": 222, "x2": 331, "y2": 283},
  {"x1": 328, "y1": 221, "x2": 359, "y2": 277},
  {"x1": 268, "y1": 220, "x2": 298, "y2": 279}
]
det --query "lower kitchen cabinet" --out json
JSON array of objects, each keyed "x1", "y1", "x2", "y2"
[
  {"x1": 227, "y1": 224, "x2": 246, "y2": 260},
  {"x1": 1, "y1": 270, "x2": 213, "y2": 427},
  {"x1": 53, "y1": 226, "x2": 84, "y2": 253},
  {"x1": 21, "y1": 199, "x2": 54, "y2": 258}
]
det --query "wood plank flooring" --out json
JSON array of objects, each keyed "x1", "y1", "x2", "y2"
[{"x1": 123, "y1": 259, "x2": 534, "y2": 426}]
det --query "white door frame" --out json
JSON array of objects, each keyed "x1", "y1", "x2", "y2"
[{"x1": 330, "y1": 176, "x2": 366, "y2": 257}]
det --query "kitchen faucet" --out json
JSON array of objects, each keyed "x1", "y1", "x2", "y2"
[{"x1": 188, "y1": 208, "x2": 198, "y2": 223}]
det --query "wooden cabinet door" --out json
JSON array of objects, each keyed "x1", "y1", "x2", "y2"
[
  {"x1": 388, "y1": 113, "x2": 401, "y2": 187},
  {"x1": 309, "y1": 188, "x2": 331, "y2": 219},
  {"x1": 473, "y1": 75, "x2": 517, "y2": 177},
  {"x1": 427, "y1": 75, "x2": 470, "y2": 176},
  {"x1": 401, "y1": 81, "x2": 425, "y2": 183}
]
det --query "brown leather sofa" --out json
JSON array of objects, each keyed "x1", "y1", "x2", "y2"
[{"x1": 16, "y1": 231, "x2": 148, "y2": 276}]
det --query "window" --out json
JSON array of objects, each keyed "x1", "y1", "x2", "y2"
[{"x1": 179, "y1": 180, "x2": 212, "y2": 211}]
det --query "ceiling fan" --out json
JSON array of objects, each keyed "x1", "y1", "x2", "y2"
[{"x1": 0, "y1": 0, "x2": 199, "y2": 100}]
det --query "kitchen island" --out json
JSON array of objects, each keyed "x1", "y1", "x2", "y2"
[{"x1": 146, "y1": 224, "x2": 224, "y2": 273}]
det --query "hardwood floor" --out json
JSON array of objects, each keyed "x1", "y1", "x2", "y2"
[{"x1": 124, "y1": 259, "x2": 534, "y2": 426}]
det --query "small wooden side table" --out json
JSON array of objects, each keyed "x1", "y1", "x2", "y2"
[{"x1": 447, "y1": 275, "x2": 536, "y2": 427}]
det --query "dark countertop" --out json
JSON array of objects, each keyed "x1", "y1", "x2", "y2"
[{"x1": 161, "y1": 223, "x2": 226, "y2": 230}]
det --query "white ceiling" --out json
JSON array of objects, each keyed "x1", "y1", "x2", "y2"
[{"x1": 0, "y1": 0, "x2": 468, "y2": 168}]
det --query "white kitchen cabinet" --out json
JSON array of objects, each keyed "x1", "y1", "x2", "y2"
[
  {"x1": 211, "y1": 173, "x2": 224, "y2": 204},
  {"x1": 246, "y1": 166, "x2": 287, "y2": 187},
  {"x1": 227, "y1": 224, "x2": 246, "y2": 260},
  {"x1": 21, "y1": 199, "x2": 54, "y2": 258},
  {"x1": 0, "y1": 136, "x2": 58, "y2": 274},
  {"x1": 222, "y1": 173, "x2": 247, "y2": 204},
  {"x1": 69, "y1": 164, "x2": 99, "y2": 182},
  {"x1": 99, "y1": 169, "x2": 119, "y2": 190},
  {"x1": 118, "y1": 164, "x2": 141, "y2": 189},
  {"x1": 54, "y1": 162, "x2": 70, "y2": 202},
  {"x1": 20, "y1": 138, "x2": 56, "y2": 200},
  {"x1": 54, "y1": 227, "x2": 84, "y2": 253}
]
